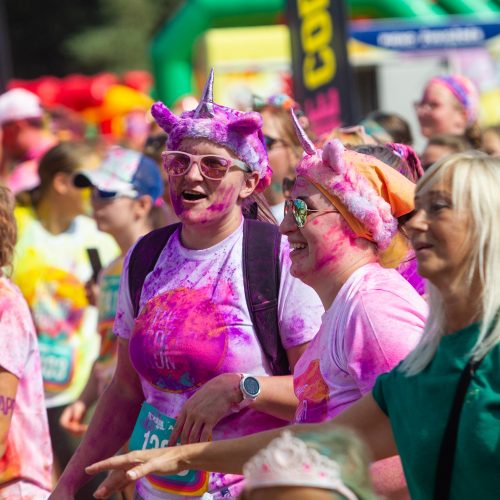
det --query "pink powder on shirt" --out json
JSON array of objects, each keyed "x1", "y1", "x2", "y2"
[{"x1": 130, "y1": 285, "x2": 234, "y2": 392}]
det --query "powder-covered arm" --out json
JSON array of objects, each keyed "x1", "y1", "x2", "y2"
[
  {"x1": 0, "y1": 369, "x2": 18, "y2": 459},
  {"x1": 0, "y1": 284, "x2": 30, "y2": 458},
  {"x1": 87, "y1": 392, "x2": 397, "y2": 499}
]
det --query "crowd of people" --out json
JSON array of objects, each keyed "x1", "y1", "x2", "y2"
[{"x1": 0, "y1": 68, "x2": 499, "y2": 500}]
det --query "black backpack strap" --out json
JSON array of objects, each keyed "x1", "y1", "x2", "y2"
[
  {"x1": 433, "y1": 355, "x2": 485, "y2": 500},
  {"x1": 242, "y1": 219, "x2": 290, "y2": 375},
  {"x1": 128, "y1": 223, "x2": 180, "y2": 318}
]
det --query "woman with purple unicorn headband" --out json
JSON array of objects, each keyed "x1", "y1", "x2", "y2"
[
  {"x1": 85, "y1": 112, "x2": 428, "y2": 499},
  {"x1": 50, "y1": 70, "x2": 323, "y2": 499}
]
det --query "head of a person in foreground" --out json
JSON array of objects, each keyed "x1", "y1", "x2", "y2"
[
  {"x1": 151, "y1": 69, "x2": 276, "y2": 229},
  {"x1": 240, "y1": 428, "x2": 377, "y2": 500},
  {"x1": 401, "y1": 152, "x2": 500, "y2": 375},
  {"x1": 280, "y1": 113, "x2": 416, "y2": 302}
]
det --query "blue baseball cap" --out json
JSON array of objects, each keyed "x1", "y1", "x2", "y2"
[{"x1": 74, "y1": 146, "x2": 164, "y2": 200}]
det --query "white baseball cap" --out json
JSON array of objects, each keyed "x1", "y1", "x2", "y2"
[{"x1": 0, "y1": 88, "x2": 43, "y2": 126}]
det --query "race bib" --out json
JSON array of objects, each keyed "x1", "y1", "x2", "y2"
[
  {"x1": 38, "y1": 338, "x2": 74, "y2": 391},
  {"x1": 130, "y1": 402, "x2": 209, "y2": 496}
]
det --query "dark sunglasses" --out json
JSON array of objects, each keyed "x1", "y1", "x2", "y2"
[
  {"x1": 263, "y1": 135, "x2": 284, "y2": 151},
  {"x1": 161, "y1": 151, "x2": 249, "y2": 180},
  {"x1": 284, "y1": 198, "x2": 339, "y2": 228}
]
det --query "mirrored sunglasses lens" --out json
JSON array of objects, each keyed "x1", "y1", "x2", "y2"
[
  {"x1": 164, "y1": 153, "x2": 190, "y2": 176},
  {"x1": 200, "y1": 156, "x2": 230, "y2": 179},
  {"x1": 292, "y1": 199, "x2": 308, "y2": 227}
]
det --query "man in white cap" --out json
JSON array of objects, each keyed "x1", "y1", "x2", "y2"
[{"x1": 0, "y1": 88, "x2": 57, "y2": 193}]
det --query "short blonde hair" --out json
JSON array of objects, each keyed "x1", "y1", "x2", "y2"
[{"x1": 401, "y1": 151, "x2": 500, "y2": 374}]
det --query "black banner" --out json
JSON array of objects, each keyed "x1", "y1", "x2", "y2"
[
  {"x1": 286, "y1": 0, "x2": 359, "y2": 136},
  {"x1": 0, "y1": 0, "x2": 12, "y2": 93}
]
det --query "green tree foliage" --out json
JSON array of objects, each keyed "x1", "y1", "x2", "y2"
[
  {"x1": 5, "y1": 0, "x2": 180, "y2": 77},
  {"x1": 64, "y1": 0, "x2": 181, "y2": 74}
]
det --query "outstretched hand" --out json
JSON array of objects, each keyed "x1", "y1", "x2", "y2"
[
  {"x1": 87, "y1": 447, "x2": 185, "y2": 499},
  {"x1": 168, "y1": 373, "x2": 242, "y2": 445}
]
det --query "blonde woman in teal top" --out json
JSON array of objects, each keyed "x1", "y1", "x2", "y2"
[{"x1": 85, "y1": 151, "x2": 500, "y2": 500}]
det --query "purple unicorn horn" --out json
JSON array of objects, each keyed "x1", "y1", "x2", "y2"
[
  {"x1": 291, "y1": 109, "x2": 315, "y2": 155},
  {"x1": 193, "y1": 68, "x2": 215, "y2": 118}
]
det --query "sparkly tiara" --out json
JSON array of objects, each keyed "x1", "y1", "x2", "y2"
[{"x1": 243, "y1": 431, "x2": 358, "y2": 499}]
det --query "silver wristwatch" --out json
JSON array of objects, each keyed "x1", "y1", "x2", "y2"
[{"x1": 238, "y1": 374, "x2": 261, "y2": 408}]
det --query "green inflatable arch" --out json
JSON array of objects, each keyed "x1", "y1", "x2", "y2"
[{"x1": 151, "y1": 0, "x2": 499, "y2": 105}]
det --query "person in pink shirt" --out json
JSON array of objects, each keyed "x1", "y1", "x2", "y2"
[
  {"x1": 0, "y1": 186, "x2": 52, "y2": 498},
  {"x1": 85, "y1": 114, "x2": 427, "y2": 500}
]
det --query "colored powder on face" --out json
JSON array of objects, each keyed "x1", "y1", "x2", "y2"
[
  {"x1": 310, "y1": 220, "x2": 351, "y2": 271},
  {"x1": 130, "y1": 285, "x2": 235, "y2": 393},
  {"x1": 169, "y1": 184, "x2": 183, "y2": 216},
  {"x1": 206, "y1": 184, "x2": 239, "y2": 214}
]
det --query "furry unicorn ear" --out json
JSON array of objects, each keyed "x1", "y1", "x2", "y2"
[
  {"x1": 151, "y1": 102, "x2": 180, "y2": 134},
  {"x1": 228, "y1": 112, "x2": 263, "y2": 136},
  {"x1": 322, "y1": 139, "x2": 346, "y2": 175}
]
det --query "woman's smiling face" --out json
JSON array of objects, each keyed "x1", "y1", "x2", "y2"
[
  {"x1": 279, "y1": 176, "x2": 358, "y2": 285},
  {"x1": 406, "y1": 175, "x2": 472, "y2": 288}
]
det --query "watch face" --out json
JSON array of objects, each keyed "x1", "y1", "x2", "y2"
[{"x1": 243, "y1": 376, "x2": 260, "y2": 397}]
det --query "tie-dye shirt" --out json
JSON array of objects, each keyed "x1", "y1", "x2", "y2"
[
  {"x1": 293, "y1": 262, "x2": 426, "y2": 423},
  {"x1": 12, "y1": 207, "x2": 119, "y2": 408},
  {"x1": 0, "y1": 277, "x2": 52, "y2": 498},
  {"x1": 114, "y1": 221, "x2": 324, "y2": 499}
]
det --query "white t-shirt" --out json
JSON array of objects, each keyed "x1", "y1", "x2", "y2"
[{"x1": 114, "y1": 221, "x2": 324, "y2": 499}]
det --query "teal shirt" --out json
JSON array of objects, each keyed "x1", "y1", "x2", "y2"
[{"x1": 372, "y1": 323, "x2": 500, "y2": 500}]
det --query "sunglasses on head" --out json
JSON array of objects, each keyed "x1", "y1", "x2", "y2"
[
  {"x1": 284, "y1": 198, "x2": 339, "y2": 228},
  {"x1": 161, "y1": 151, "x2": 249, "y2": 180}
]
